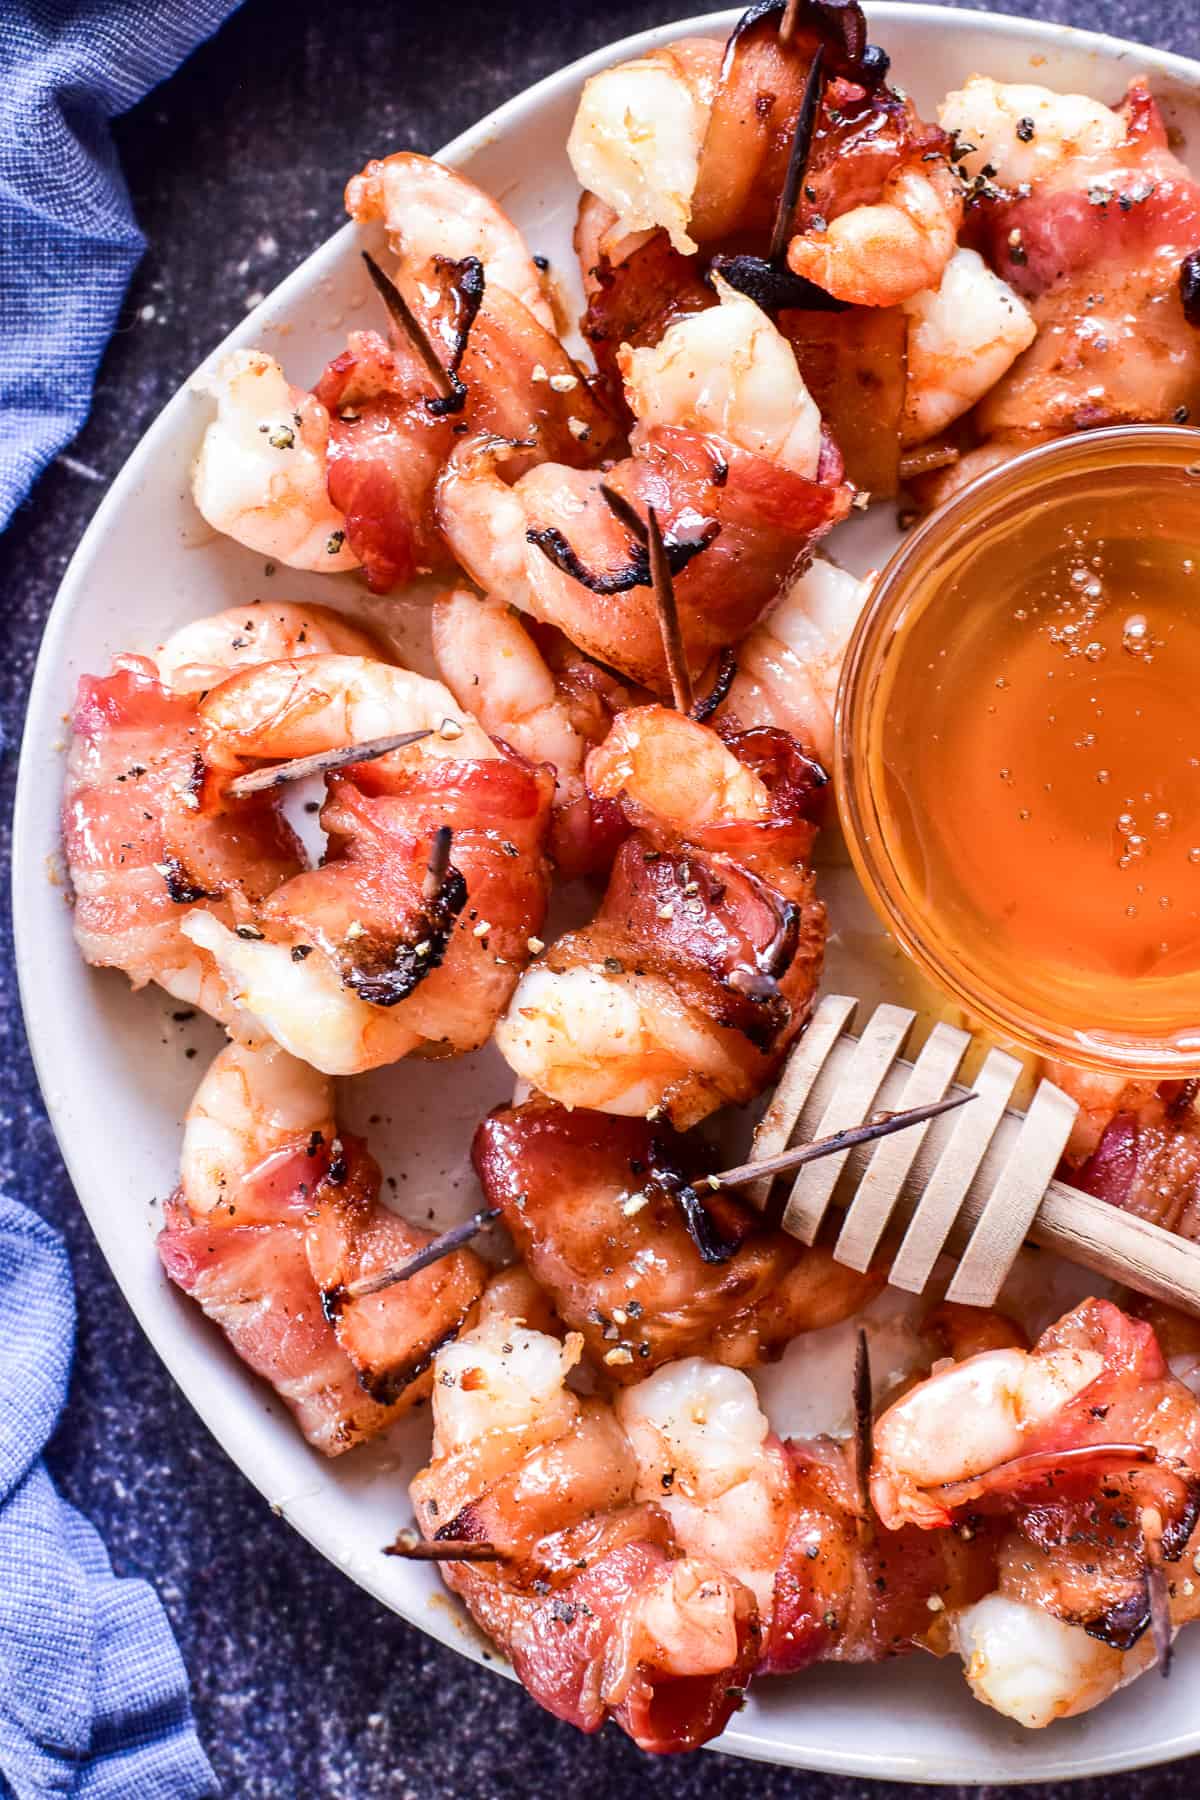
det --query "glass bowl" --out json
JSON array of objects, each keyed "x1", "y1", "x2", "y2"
[{"x1": 836, "y1": 426, "x2": 1200, "y2": 1077}]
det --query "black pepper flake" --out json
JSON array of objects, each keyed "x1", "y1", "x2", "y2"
[
  {"x1": 1180, "y1": 251, "x2": 1200, "y2": 328},
  {"x1": 235, "y1": 924, "x2": 265, "y2": 941},
  {"x1": 292, "y1": 944, "x2": 313, "y2": 962},
  {"x1": 1016, "y1": 116, "x2": 1035, "y2": 142}
]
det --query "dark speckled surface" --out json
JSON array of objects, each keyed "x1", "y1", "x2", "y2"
[{"x1": 3, "y1": 0, "x2": 1200, "y2": 1792}]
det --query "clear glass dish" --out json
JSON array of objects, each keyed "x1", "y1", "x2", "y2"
[{"x1": 836, "y1": 426, "x2": 1200, "y2": 1076}]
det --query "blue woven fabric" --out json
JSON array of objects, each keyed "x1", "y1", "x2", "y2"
[
  {"x1": 0, "y1": 0, "x2": 242, "y2": 531},
  {"x1": 0, "y1": 1195, "x2": 216, "y2": 1798}
]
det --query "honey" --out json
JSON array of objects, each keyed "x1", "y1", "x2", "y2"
[{"x1": 839, "y1": 430, "x2": 1200, "y2": 1072}]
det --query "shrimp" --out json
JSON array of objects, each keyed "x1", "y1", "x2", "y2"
[
  {"x1": 436, "y1": 381, "x2": 848, "y2": 696},
  {"x1": 153, "y1": 600, "x2": 380, "y2": 696},
  {"x1": 714, "y1": 557, "x2": 875, "y2": 768},
  {"x1": 939, "y1": 75, "x2": 1126, "y2": 190},
  {"x1": 179, "y1": 1037, "x2": 335, "y2": 1224},
  {"x1": 619, "y1": 275, "x2": 822, "y2": 477},
  {"x1": 616, "y1": 1357, "x2": 998, "y2": 1673},
  {"x1": 345, "y1": 151, "x2": 555, "y2": 333},
  {"x1": 62, "y1": 654, "x2": 305, "y2": 1025},
  {"x1": 431, "y1": 589, "x2": 584, "y2": 792},
  {"x1": 184, "y1": 654, "x2": 553, "y2": 1074},
  {"x1": 901, "y1": 248, "x2": 1037, "y2": 445},
  {"x1": 871, "y1": 1299, "x2": 1200, "y2": 1655},
  {"x1": 160, "y1": 1040, "x2": 487, "y2": 1453},
  {"x1": 431, "y1": 587, "x2": 634, "y2": 875},
  {"x1": 191, "y1": 349, "x2": 359, "y2": 572},
  {"x1": 786, "y1": 154, "x2": 964, "y2": 307},
  {"x1": 473, "y1": 1097, "x2": 881, "y2": 1379},
  {"x1": 950, "y1": 1594, "x2": 1137, "y2": 1727},
  {"x1": 494, "y1": 709, "x2": 827, "y2": 1127},
  {"x1": 566, "y1": 40, "x2": 724, "y2": 255},
  {"x1": 949, "y1": 1521, "x2": 1200, "y2": 1727},
  {"x1": 408, "y1": 1308, "x2": 759, "y2": 1751}
]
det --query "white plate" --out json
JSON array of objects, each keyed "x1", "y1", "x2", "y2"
[{"x1": 15, "y1": 5, "x2": 1200, "y2": 1780}]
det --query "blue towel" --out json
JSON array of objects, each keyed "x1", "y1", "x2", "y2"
[
  {"x1": 0, "y1": 0, "x2": 242, "y2": 532},
  {"x1": 2, "y1": 4, "x2": 244, "y2": 1791},
  {"x1": 0, "y1": 1195, "x2": 217, "y2": 1798}
]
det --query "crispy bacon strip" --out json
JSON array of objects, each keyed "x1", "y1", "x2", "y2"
[
  {"x1": 315, "y1": 330, "x2": 455, "y2": 594},
  {"x1": 62, "y1": 656, "x2": 303, "y2": 1009},
  {"x1": 970, "y1": 82, "x2": 1200, "y2": 438},
  {"x1": 764, "y1": 1437, "x2": 1000, "y2": 1672},
  {"x1": 473, "y1": 1097, "x2": 882, "y2": 1378},
  {"x1": 690, "y1": 0, "x2": 889, "y2": 245},
  {"x1": 159, "y1": 1134, "x2": 486, "y2": 1456},
  {"x1": 260, "y1": 748, "x2": 553, "y2": 1047},
  {"x1": 518, "y1": 425, "x2": 850, "y2": 692}
]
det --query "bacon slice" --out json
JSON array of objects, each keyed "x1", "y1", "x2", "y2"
[
  {"x1": 258, "y1": 747, "x2": 553, "y2": 1049},
  {"x1": 473, "y1": 1098, "x2": 881, "y2": 1378},
  {"x1": 970, "y1": 82, "x2": 1200, "y2": 437},
  {"x1": 764, "y1": 1437, "x2": 999, "y2": 1672},
  {"x1": 1074, "y1": 1094, "x2": 1200, "y2": 1242},
  {"x1": 314, "y1": 258, "x2": 620, "y2": 595},
  {"x1": 63, "y1": 656, "x2": 303, "y2": 1011},
  {"x1": 778, "y1": 304, "x2": 907, "y2": 494},
  {"x1": 519, "y1": 424, "x2": 850, "y2": 693},
  {"x1": 315, "y1": 330, "x2": 454, "y2": 594},
  {"x1": 159, "y1": 1137, "x2": 486, "y2": 1456},
  {"x1": 690, "y1": 0, "x2": 887, "y2": 244}
]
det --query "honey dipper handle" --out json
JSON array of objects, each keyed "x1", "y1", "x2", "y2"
[{"x1": 764, "y1": 1013, "x2": 1200, "y2": 1317}]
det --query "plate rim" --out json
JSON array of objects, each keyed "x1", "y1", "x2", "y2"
[{"x1": 14, "y1": 5, "x2": 1200, "y2": 1780}]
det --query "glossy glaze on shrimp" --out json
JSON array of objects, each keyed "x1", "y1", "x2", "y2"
[
  {"x1": 495, "y1": 707, "x2": 827, "y2": 1126},
  {"x1": 409, "y1": 1308, "x2": 760, "y2": 1751},
  {"x1": 951, "y1": 78, "x2": 1200, "y2": 441},
  {"x1": 472, "y1": 1097, "x2": 881, "y2": 1378},
  {"x1": 159, "y1": 1041, "x2": 487, "y2": 1453},
  {"x1": 187, "y1": 653, "x2": 554, "y2": 1074}
]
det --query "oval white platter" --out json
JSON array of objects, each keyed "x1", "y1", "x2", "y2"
[{"x1": 14, "y1": 4, "x2": 1200, "y2": 1780}]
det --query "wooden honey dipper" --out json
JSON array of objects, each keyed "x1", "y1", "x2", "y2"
[{"x1": 732, "y1": 994, "x2": 1200, "y2": 1315}]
